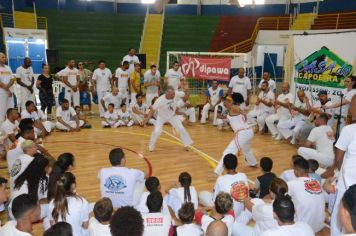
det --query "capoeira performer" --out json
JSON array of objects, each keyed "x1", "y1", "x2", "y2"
[
  {"x1": 200, "y1": 80, "x2": 224, "y2": 124},
  {"x1": 143, "y1": 87, "x2": 193, "y2": 152},
  {"x1": 215, "y1": 93, "x2": 257, "y2": 175}
]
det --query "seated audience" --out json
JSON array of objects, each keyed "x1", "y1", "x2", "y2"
[
  {"x1": 280, "y1": 155, "x2": 303, "y2": 183},
  {"x1": 0, "y1": 108, "x2": 19, "y2": 148},
  {"x1": 200, "y1": 79, "x2": 223, "y2": 124},
  {"x1": 173, "y1": 202, "x2": 202, "y2": 236},
  {"x1": 213, "y1": 96, "x2": 229, "y2": 129},
  {"x1": 307, "y1": 159, "x2": 322, "y2": 184},
  {"x1": 110, "y1": 206, "x2": 144, "y2": 236},
  {"x1": 35, "y1": 107, "x2": 55, "y2": 133},
  {"x1": 89, "y1": 197, "x2": 113, "y2": 236},
  {"x1": 101, "y1": 103, "x2": 120, "y2": 128},
  {"x1": 55, "y1": 99, "x2": 84, "y2": 131},
  {"x1": 117, "y1": 103, "x2": 134, "y2": 127},
  {"x1": 21, "y1": 100, "x2": 49, "y2": 137},
  {"x1": 177, "y1": 92, "x2": 196, "y2": 125},
  {"x1": 74, "y1": 106, "x2": 92, "y2": 128},
  {"x1": 131, "y1": 94, "x2": 150, "y2": 126},
  {"x1": 101, "y1": 87, "x2": 126, "y2": 113},
  {"x1": 43, "y1": 222, "x2": 73, "y2": 236},
  {"x1": 255, "y1": 157, "x2": 276, "y2": 198}
]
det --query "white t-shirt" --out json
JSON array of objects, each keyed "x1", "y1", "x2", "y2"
[
  {"x1": 104, "y1": 110, "x2": 119, "y2": 121},
  {"x1": 251, "y1": 201, "x2": 278, "y2": 234},
  {"x1": 21, "y1": 110, "x2": 39, "y2": 121},
  {"x1": 280, "y1": 169, "x2": 296, "y2": 183},
  {"x1": 228, "y1": 76, "x2": 251, "y2": 101},
  {"x1": 88, "y1": 217, "x2": 111, "y2": 236},
  {"x1": 291, "y1": 99, "x2": 308, "y2": 120},
  {"x1": 287, "y1": 177, "x2": 325, "y2": 232},
  {"x1": 9, "y1": 154, "x2": 34, "y2": 192},
  {"x1": 115, "y1": 68, "x2": 130, "y2": 89},
  {"x1": 0, "y1": 220, "x2": 32, "y2": 236},
  {"x1": 307, "y1": 125, "x2": 335, "y2": 156},
  {"x1": 201, "y1": 214, "x2": 234, "y2": 236},
  {"x1": 341, "y1": 88, "x2": 356, "y2": 116},
  {"x1": 165, "y1": 68, "x2": 184, "y2": 91},
  {"x1": 133, "y1": 102, "x2": 149, "y2": 115},
  {"x1": 118, "y1": 109, "x2": 131, "y2": 122},
  {"x1": 167, "y1": 187, "x2": 198, "y2": 216},
  {"x1": 136, "y1": 192, "x2": 169, "y2": 214},
  {"x1": 62, "y1": 67, "x2": 79, "y2": 87},
  {"x1": 313, "y1": 100, "x2": 334, "y2": 116},
  {"x1": 152, "y1": 95, "x2": 177, "y2": 121},
  {"x1": 103, "y1": 93, "x2": 125, "y2": 109},
  {"x1": 56, "y1": 106, "x2": 77, "y2": 123},
  {"x1": 260, "y1": 222, "x2": 314, "y2": 236},
  {"x1": 0, "y1": 65, "x2": 14, "y2": 94},
  {"x1": 207, "y1": 87, "x2": 224, "y2": 106},
  {"x1": 16, "y1": 66, "x2": 34, "y2": 87},
  {"x1": 144, "y1": 70, "x2": 161, "y2": 95},
  {"x1": 176, "y1": 223, "x2": 202, "y2": 236},
  {"x1": 97, "y1": 166, "x2": 145, "y2": 208},
  {"x1": 276, "y1": 93, "x2": 294, "y2": 118},
  {"x1": 48, "y1": 196, "x2": 90, "y2": 236},
  {"x1": 213, "y1": 173, "x2": 249, "y2": 216},
  {"x1": 258, "y1": 91, "x2": 275, "y2": 113},
  {"x1": 142, "y1": 212, "x2": 172, "y2": 236},
  {"x1": 258, "y1": 79, "x2": 276, "y2": 92},
  {"x1": 123, "y1": 55, "x2": 140, "y2": 74},
  {"x1": 0, "y1": 119, "x2": 18, "y2": 147},
  {"x1": 92, "y1": 68, "x2": 112, "y2": 92}
]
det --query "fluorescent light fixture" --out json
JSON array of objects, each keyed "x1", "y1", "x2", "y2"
[
  {"x1": 238, "y1": 0, "x2": 264, "y2": 7},
  {"x1": 141, "y1": 0, "x2": 155, "y2": 3}
]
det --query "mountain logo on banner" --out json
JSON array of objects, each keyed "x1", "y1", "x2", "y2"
[{"x1": 295, "y1": 46, "x2": 353, "y2": 88}]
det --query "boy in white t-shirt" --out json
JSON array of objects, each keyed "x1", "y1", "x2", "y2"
[
  {"x1": 89, "y1": 197, "x2": 113, "y2": 236},
  {"x1": 0, "y1": 194, "x2": 41, "y2": 236},
  {"x1": 102, "y1": 103, "x2": 120, "y2": 128},
  {"x1": 117, "y1": 103, "x2": 134, "y2": 127},
  {"x1": 142, "y1": 191, "x2": 172, "y2": 236}
]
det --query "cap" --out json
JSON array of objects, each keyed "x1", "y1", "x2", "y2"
[{"x1": 317, "y1": 90, "x2": 327, "y2": 96}]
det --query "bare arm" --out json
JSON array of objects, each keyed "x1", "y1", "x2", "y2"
[
  {"x1": 142, "y1": 108, "x2": 155, "y2": 126},
  {"x1": 302, "y1": 140, "x2": 314, "y2": 148},
  {"x1": 132, "y1": 106, "x2": 145, "y2": 116},
  {"x1": 100, "y1": 99, "x2": 107, "y2": 112},
  {"x1": 335, "y1": 147, "x2": 345, "y2": 170}
]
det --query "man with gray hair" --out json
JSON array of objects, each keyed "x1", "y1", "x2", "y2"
[{"x1": 143, "y1": 87, "x2": 193, "y2": 152}]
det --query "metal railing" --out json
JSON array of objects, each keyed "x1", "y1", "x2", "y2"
[{"x1": 311, "y1": 11, "x2": 356, "y2": 29}]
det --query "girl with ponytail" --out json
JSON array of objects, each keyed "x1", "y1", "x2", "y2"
[
  {"x1": 232, "y1": 178, "x2": 288, "y2": 236},
  {"x1": 48, "y1": 172, "x2": 89, "y2": 236},
  {"x1": 167, "y1": 172, "x2": 198, "y2": 218}
]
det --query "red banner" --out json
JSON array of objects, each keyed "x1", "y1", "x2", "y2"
[{"x1": 180, "y1": 56, "x2": 231, "y2": 81}]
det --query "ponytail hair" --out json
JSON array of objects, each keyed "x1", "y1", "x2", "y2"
[
  {"x1": 52, "y1": 172, "x2": 77, "y2": 223},
  {"x1": 269, "y1": 178, "x2": 288, "y2": 198},
  {"x1": 179, "y1": 172, "x2": 192, "y2": 203}
]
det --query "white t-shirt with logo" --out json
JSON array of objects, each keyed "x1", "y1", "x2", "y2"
[
  {"x1": 142, "y1": 212, "x2": 172, "y2": 236},
  {"x1": 9, "y1": 154, "x2": 34, "y2": 192},
  {"x1": 56, "y1": 106, "x2": 77, "y2": 123},
  {"x1": 123, "y1": 55, "x2": 140, "y2": 73},
  {"x1": 228, "y1": 76, "x2": 251, "y2": 101},
  {"x1": 16, "y1": 66, "x2": 34, "y2": 86},
  {"x1": 103, "y1": 93, "x2": 125, "y2": 109},
  {"x1": 167, "y1": 186, "x2": 199, "y2": 217},
  {"x1": 0, "y1": 220, "x2": 32, "y2": 236},
  {"x1": 48, "y1": 196, "x2": 90, "y2": 236},
  {"x1": 0, "y1": 65, "x2": 14, "y2": 94},
  {"x1": 92, "y1": 68, "x2": 112, "y2": 92},
  {"x1": 0, "y1": 119, "x2": 19, "y2": 147},
  {"x1": 104, "y1": 110, "x2": 119, "y2": 122},
  {"x1": 260, "y1": 222, "x2": 314, "y2": 236},
  {"x1": 176, "y1": 223, "x2": 202, "y2": 236},
  {"x1": 213, "y1": 173, "x2": 249, "y2": 216},
  {"x1": 287, "y1": 177, "x2": 325, "y2": 232},
  {"x1": 307, "y1": 125, "x2": 335, "y2": 156},
  {"x1": 118, "y1": 109, "x2": 131, "y2": 122},
  {"x1": 88, "y1": 217, "x2": 111, "y2": 236},
  {"x1": 62, "y1": 67, "x2": 79, "y2": 88},
  {"x1": 144, "y1": 70, "x2": 161, "y2": 95},
  {"x1": 97, "y1": 166, "x2": 145, "y2": 208},
  {"x1": 152, "y1": 95, "x2": 177, "y2": 121},
  {"x1": 115, "y1": 68, "x2": 130, "y2": 89},
  {"x1": 258, "y1": 79, "x2": 276, "y2": 92},
  {"x1": 133, "y1": 102, "x2": 149, "y2": 115},
  {"x1": 21, "y1": 110, "x2": 39, "y2": 121},
  {"x1": 201, "y1": 214, "x2": 234, "y2": 236},
  {"x1": 165, "y1": 68, "x2": 184, "y2": 91},
  {"x1": 207, "y1": 87, "x2": 224, "y2": 106},
  {"x1": 276, "y1": 93, "x2": 294, "y2": 118},
  {"x1": 258, "y1": 91, "x2": 275, "y2": 113}
]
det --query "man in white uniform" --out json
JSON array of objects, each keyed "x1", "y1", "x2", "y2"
[
  {"x1": 228, "y1": 68, "x2": 251, "y2": 105},
  {"x1": 144, "y1": 65, "x2": 161, "y2": 106},
  {"x1": 258, "y1": 71, "x2": 276, "y2": 92},
  {"x1": 16, "y1": 58, "x2": 35, "y2": 111},
  {"x1": 143, "y1": 87, "x2": 193, "y2": 152},
  {"x1": 298, "y1": 114, "x2": 335, "y2": 168},
  {"x1": 21, "y1": 101, "x2": 49, "y2": 137},
  {"x1": 0, "y1": 52, "x2": 15, "y2": 125},
  {"x1": 131, "y1": 94, "x2": 150, "y2": 126},
  {"x1": 164, "y1": 61, "x2": 184, "y2": 91},
  {"x1": 123, "y1": 48, "x2": 140, "y2": 74},
  {"x1": 0, "y1": 108, "x2": 19, "y2": 148},
  {"x1": 92, "y1": 60, "x2": 113, "y2": 117},
  {"x1": 55, "y1": 99, "x2": 84, "y2": 131},
  {"x1": 201, "y1": 80, "x2": 224, "y2": 124},
  {"x1": 265, "y1": 82, "x2": 294, "y2": 139},
  {"x1": 247, "y1": 81, "x2": 275, "y2": 133},
  {"x1": 115, "y1": 61, "x2": 130, "y2": 102},
  {"x1": 277, "y1": 90, "x2": 310, "y2": 145},
  {"x1": 177, "y1": 92, "x2": 196, "y2": 124},
  {"x1": 62, "y1": 59, "x2": 80, "y2": 107},
  {"x1": 100, "y1": 87, "x2": 125, "y2": 113}
]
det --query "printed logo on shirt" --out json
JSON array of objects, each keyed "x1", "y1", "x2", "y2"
[
  {"x1": 104, "y1": 175, "x2": 127, "y2": 192},
  {"x1": 304, "y1": 179, "x2": 322, "y2": 194},
  {"x1": 146, "y1": 217, "x2": 164, "y2": 226},
  {"x1": 0, "y1": 71, "x2": 11, "y2": 75},
  {"x1": 230, "y1": 181, "x2": 248, "y2": 202},
  {"x1": 326, "y1": 131, "x2": 335, "y2": 141},
  {"x1": 10, "y1": 159, "x2": 22, "y2": 177}
]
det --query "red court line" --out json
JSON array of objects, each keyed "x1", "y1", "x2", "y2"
[{"x1": 45, "y1": 140, "x2": 153, "y2": 177}]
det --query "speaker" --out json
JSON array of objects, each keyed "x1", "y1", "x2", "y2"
[
  {"x1": 46, "y1": 49, "x2": 59, "y2": 65},
  {"x1": 137, "y1": 54, "x2": 146, "y2": 69}
]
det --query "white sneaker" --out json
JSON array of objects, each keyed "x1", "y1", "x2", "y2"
[
  {"x1": 275, "y1": 134, "x2": 282, "y2": 140},
  {"x1": 290, "y1": 138, "x2": 296, "y2": 145}
]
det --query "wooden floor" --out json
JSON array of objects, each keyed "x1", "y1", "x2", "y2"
[{"x1": 0, "y1": 115, "x2": 330, "y2": 235}]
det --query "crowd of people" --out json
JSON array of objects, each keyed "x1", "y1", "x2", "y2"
[{"x1": 0, "y1": 47, "x2": 356, "y2": 236}]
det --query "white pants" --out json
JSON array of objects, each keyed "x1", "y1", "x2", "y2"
[
  {"x1": 119, "y1": 87, "x2": 130, "y2": 103},
  {"x1": 247, "y1": 110, "x2": 272, "y2": 132},
  {"x1": 64, "y1": 87, "x2": 80, "y2": 107},
  {"x1": 117, "y1": 119, "x2": 134, "y2": 127},
  {"x1": 179, "y1": 108, "x2": 196, "y2": 123},
  {"x1": 0, "y1": 93, "x2": 13, "y2": 125},
  {"x1": 56, "y1": 120, "x2": 84, "y2": 131},
  {"x1": 146, "y1": 92, "x2": 159, "y2": 107},
  {"x1": 101, "y1": 120, "x2": 120, "y2": 128},
  {"x1": 200, "y1": 103, "x2": 214, "y2": 123},
  {"x1": 265, "y1": 114, "x2": 290, "y2": 137},
  {"x1": 43, "y1": 121, "x2": 55, "y2": 133},
  {"x1": 130, "y1": 92, "x2": 137, "y2": 105},
  {"x1": 20, "y1": 87, "x2": 34, "y2": 111},
  {"x1": 297, "y1": 147, "x2": 334, "y2": 168},
  {"x1": 216, "y1": 118, "x2": 228, "y2": 128},
  {"x1": 215, "y1": 129, "x2": 257, "y2": 175},
  {"x1": 149, "y1": 115, "x2": 193, "y2": 151},
  {"x1": 132, "y1": 113, "x2": 145, "y2": 125},
  {"x1": 278, "y1": 118, "x2": 306, "y2": 140},
  {"x1": 97, "y1": 90, "x2": 109, "y2": 117}
]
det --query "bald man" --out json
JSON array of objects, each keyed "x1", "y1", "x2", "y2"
[
  {"x1": 0, "y1": 52, "x2": 16, "y2": 125},
  {"x1": 101, "y1": 87, "x2": 126, "y2": 113},
  {"x1": 277, "y1": 90, "x2": 310, "y2": 144},
  {"x1": 206, "y1": 220, "x2": 228, "y2": 236},
  {"x1": 265, "y1": 82, "x2": 294, "y2": 139},
  {"x1": 228, "y1": 68, "x2": 251, "y2": 105}
]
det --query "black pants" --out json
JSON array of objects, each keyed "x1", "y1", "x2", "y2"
[{"x1": 39, "y1": 89, "x2": 54, "y2": 114}]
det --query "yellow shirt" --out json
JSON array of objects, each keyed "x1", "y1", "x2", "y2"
[{"x1": 130, "y1": 71, "x2": 141, "y2": 93}]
